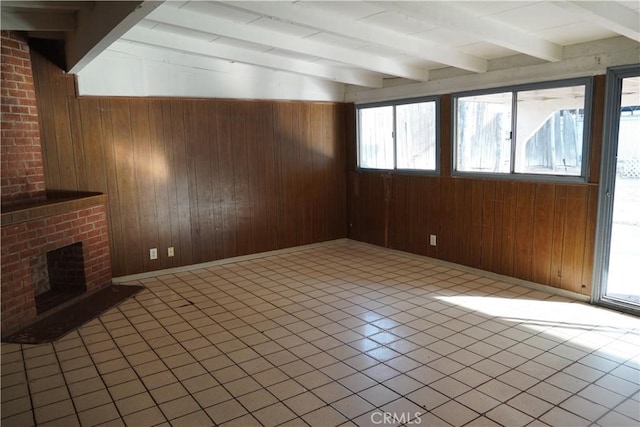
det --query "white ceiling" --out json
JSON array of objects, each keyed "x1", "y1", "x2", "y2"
[{"x1": 2, "y1": 1, "x2": 640, "y2": 102}]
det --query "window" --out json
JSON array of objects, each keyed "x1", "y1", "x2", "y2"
[
  {"x1": 454, "y1": 78, "x2": 592, "y2": 179},
  {"x1": 357, "y1": 98, "x2": 438, "y2": 171}
]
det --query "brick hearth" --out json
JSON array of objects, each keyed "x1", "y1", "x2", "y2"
[{"x1": 1, "y1": 195, "x2": 112, "y2": 336}]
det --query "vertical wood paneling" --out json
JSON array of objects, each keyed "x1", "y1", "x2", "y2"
[
  {"x1": 550, "y1": 186, "x2": 568, "y2": 288},
  {"x1": 32, "y1": 49, "x2": 348, "y2": 276},
  {"x1": 98, "y1": 99, "x2": 125, "y2": 275},
  {"x1": 469, "y1": 180, "x2": 484, "y2": 268},
  {"x1": 51, "y1": 73, "x2": 76, "y2": 190},
  {"x1": 231, "y1": 101, "x2": 252, "y2": 255},
  {"x1": 438, "y1": 178, "x2": 455, "y2": 261},
  {"x1": 160, "y1": 101, "x2": 181, "y2": 269},
  {"x1": 185, "y1": 101, "x2": 214, "y2": 264},
  {"x1": 406, "y1": 176, "x2": 427, "y2": 256},
  {"x1": 499, "y1": 181, "x2": 517, "y2": 277},
  {"x1": 581, "y1": 185, "x2": 599, "y2": 294},
  {"x1": 78, "y1": 98, "x2": 108, "y2": 194},
  {"x1": 130, "y1": 99, "x2": 158, "y2": 272},
  {"x1": 389, "y1": 175, "x2": 408, "y2": 251},
  {"x1": 298, "y1": 103, "x2": 313, "y2": 245},
  {"x1": 460, "y1": 179, "x2": 473, "y2": 266},
  {"x1": 111, "y1": 99, "x2": 144, "y2": 274},
  {"x1": 65, "y1": 79, "x2": 87, "y2": 190},
  {"x1": 425, "y1": 176, "x2": 440, "y2": 259},
  {"x1": 148, "y1": 101, "x2": 174, "y2": 267},
  {"x1": 453, "y1": 178, "x2": 467, "y2": 265},
  {"x1": 247, "y1": 102, "x2": 276, "y2": 254},
  {"x1": 334, "y1": 104, "x2": 348, "y2": 238},
  {"x1": 215, "y1": 101, "x2": 238, "y2": 258},
  {"x1": 562, "y1": 186, "x2": 589, "y2": 293},
  {"x1": 171, "y1": 101, "x2": 193, "y2": 266},
  {"x1": 274, "y1": 102, "x2": 297, "y2": 248},
  {"x1": 352, "y1": 173, "x2": 386, "y2": 247},
  {"x1": 531, "y1": 183, "x2": 555, "y2": 285},
  {"x1": 481, "y1": 181, "x2": 495, "y2": 272},
  {"x1": 490, "y1": 181, "x2": 505, "y2": 274},
  {"x1": 513, "y1": 182, "x2": 536, "y2": 281}
]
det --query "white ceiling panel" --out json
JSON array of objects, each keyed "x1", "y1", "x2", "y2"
[
  {"x1": 298, "y1": 1, "x2": 385, "y2": 21},
  {"x1": 179, "y1": 1, "x2": 259, "y2": 24},
  {"x1": 456, "y1": 1, "x2": 534, "y2": 16},
  {"x1": 356, "y1": 44, "x2": 410, "y2": 60},
  {"x1": 360, "y1": 11, "x2": 438, "y2": 35},
  {"x1": 304, "y1": 32, "x2": 370, "y2": 51},
  {"x1": 413, "y1": 27, "x2": 479, "y2": 48},
  {"x1": 147, "y1": 22, "x2": 218, "y2": 43},
  {"x1": 264, "y1": 47, "x2": 327, "y2": 63},
  {"x1": 248, "y1": 16, "x2": 319, "y2": 38},
  {"x1": 212, "y1": 37, "x2": 272, "y2": 53},
  {"x1": 491, "y1": 2, "x2": 582, "y2": 32}
]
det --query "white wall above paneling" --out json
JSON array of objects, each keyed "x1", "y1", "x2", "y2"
[{"x1": 76, "y1": 44, "x2": 346, "y2": 102}]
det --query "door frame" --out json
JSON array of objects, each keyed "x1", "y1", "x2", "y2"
[{"x1": 592, "y1": 63, "x2": 640, "y2": 315}]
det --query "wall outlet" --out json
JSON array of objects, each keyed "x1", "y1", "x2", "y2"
[
  {"x1": 429, "y1": 234, "x2": 437, "y2": 246},
  {"x1": 150, "y1": 248, "x2": 158, "y2": 260},
  {"x1": 168, "y1": 247, "x2": 175, "y2": 257}
]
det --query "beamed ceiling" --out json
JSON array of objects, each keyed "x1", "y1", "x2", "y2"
[{"x1": 2, "y1": 1, "x2": 639, "y2": 101}]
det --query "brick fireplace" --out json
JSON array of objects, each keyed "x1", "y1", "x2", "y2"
[{"x1": 1, "y1": 31, "x2": 112, "y2": 337}]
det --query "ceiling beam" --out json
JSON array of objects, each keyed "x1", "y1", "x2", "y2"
[
  {"x1": 121, "y1": 27, "x2": 383, "y2": 88},
  {"x1": 66, "y1": 1, "x2": 163, "y2": 74},
  {"x1": 0, "y1": 1, "x2": 93, "y2": 10},
  {"x1": 552, "y1": 1, "x2": 640, "y2": 42},
  {"x1": 147, "y1": 5, "x2": 430, "y2": 81},
  {"x1": 376, "y1": 1, "x2": 564, "y2": 62},
  {"x1": 0, "y1": 10, "x2": 76, "y2": 31},
  {"x1": 225, "y1": 1, "x2": 487, "y2": 73}
]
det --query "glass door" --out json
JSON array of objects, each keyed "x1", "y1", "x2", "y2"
[{"x1": 594, "y1": 65, "x2": 640, "y2": 314}]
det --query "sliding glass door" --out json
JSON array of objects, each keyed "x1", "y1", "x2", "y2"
[{"x1": 593, "y1": 65, "x2": 640, "y2": 314}]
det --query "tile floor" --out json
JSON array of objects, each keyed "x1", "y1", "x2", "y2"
[{"x1": 1, "y1": 240, "x2": 639, "y2": 427}]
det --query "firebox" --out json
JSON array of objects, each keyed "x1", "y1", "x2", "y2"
[{"x1": 35, "y1": 243, "x2": 88, "y2": 314}]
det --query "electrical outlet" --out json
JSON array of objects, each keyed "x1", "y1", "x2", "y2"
[
  {"x1": 429, "y1": 235, "x2": 437, "y2": 246},
  {"x1": 150, "y1": 248, "x2": 158, "y2": 260},
  {"x1": 168, "y1": 247, "x2": 174, "y2": 257}
]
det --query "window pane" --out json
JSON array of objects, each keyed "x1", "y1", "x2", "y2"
[
  {"x1": 456, "y1": 92, "x2": 512, "y2": 173},
  {"x1": 396, "y1": 101, "x2": 436, "y2": 170},
  {"x1": 514, "y1": 85, "x2": 586, "y2": 176},
  {"x1": 358, "y1": 106, "x2": 394, "y2": 169}
]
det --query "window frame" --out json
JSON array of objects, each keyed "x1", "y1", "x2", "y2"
[
  {"x1": 356, "y1": 96, "x2": 440, "y2": 175},
  {"x1": 452, "y1": 77, "x2": 594, "y2": 182}
]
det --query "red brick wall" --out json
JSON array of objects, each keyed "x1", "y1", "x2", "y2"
[
  {"x1": 1, "y1": 31, "x2": 46, "y2": 206},
  {"x1": 1, "y1": 203, "x2": 112, "y2": 336}
]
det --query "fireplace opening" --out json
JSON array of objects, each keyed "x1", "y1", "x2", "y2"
[{"x1": 35, "y1": 242, "x2": 87, "y2": 314}]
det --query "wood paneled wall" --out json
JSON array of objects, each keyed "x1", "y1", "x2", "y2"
[
  {"x1": 31, "y1": 50, "x2": 347, "y2": 277},
  {"x1": 348, "y1": 76, "x2": 605, "y2": 296}
]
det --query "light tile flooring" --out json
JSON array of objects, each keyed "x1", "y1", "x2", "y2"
[{"x1": 2, "y1": 240, "x2": 639, "y2": 427}]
